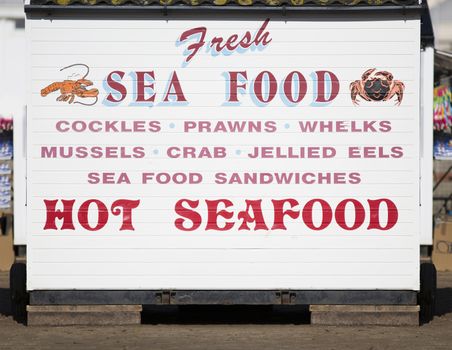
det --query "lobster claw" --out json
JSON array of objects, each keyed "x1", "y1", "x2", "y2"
[
  {"x1": 77, "y1": 79, "x2": 94, "y2": 87},
  {"x1": 78, "y1": 88, "x2": 99, "y2": 98}
]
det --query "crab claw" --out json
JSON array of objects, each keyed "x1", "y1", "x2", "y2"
[
  {"x1": 362, "y1": 68, "x2": 376, "y2": 81},
  {"x1": 350, "y1": 80, "x2": 362, "y2": 106},
  {"x1": 385, "y1": 80, "x2": 405, "y2": 106},
  {"x1": 377, "y1": 71, "x2": 393, "y2": 81},
  {"x1": 394, "y1": 96, "x2": 402, "y2": 106}
]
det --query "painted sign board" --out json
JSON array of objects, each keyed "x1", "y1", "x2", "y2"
[{"x1": 27, "y1": 14, "x2": 421, "y2": 291}]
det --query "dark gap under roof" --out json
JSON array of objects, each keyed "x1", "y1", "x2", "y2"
[{"x1": 29, "y1": 0, "x2": 421, "y2": 7}]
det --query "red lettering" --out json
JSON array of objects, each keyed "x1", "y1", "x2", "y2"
[
  {"x1": 237, "y1": 200, "x2": 269, "y2": 230},
  {"x1": 302, "y1": 199, "x2": 332, "y2": 230},
  {"x1": 239, "y1": 32, "x2": 252, "y2": 49},
  {"x1": 254, "y1": 18, "x2": 272, "y2": 46},
  {"x1": 367, "y1": 199, "x2": 398, "y2": 230},
  {"x1": 135, "y1": 71, "x2": 155, "y2": 103},
  {"x1": 283, "y1": 71, "x2": 307, "y2": 104},
  {"x1": 111, "y1": 199, "x2": 141, "y2": 231},
  {"x1": 225, "y1": 34, "x2": 239, "y2": 51},
  {"x1": 315, "y1": 70, "x2": 340, "y2": 103},
  {"x1": 210, "y1": 36, "x2": 224, "y2": 52},
  {"x1": 227, "y1": 71, "x2": 247, "y2": 102},
  {"x1": 163, "y1": 71, "x2": 187, "y2": 102},
  {"x1": 174, "y1": 199, "x2": 201, "y2": 231},
  {"x1": 172, "y1": 198, "x2": 399, "y2": 232},
  {"x1": 106, "y1": 71, "x2": 127, "y2": 103},
  {"x1": 206, "y1": 199, "x2": 234, "y2": 231},
  {"x1": 77, "y1": 199, "x2": 109, "y2": 231},
  {"x1": 335, "y1": 199, "x2": 365, "y2": 230},
  {"x1": 271, "y1": 199, "x2": 300, "y2": 230},
  {"x1": 43, "y1": 199, "x2": 75, "y2": 230},
  {"x1": 180, "y1": 19, "x2": 271, "y2": 63},
  {"x1": 179, "y1": 27, "x2": 207, "y2": 63},
  {"x1": 253, "y1": 71, "x2": 277, "y2": 104}
]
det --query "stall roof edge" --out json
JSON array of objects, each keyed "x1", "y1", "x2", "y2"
[
  {"x1": 28, "y1": 0, "x2": 422, "y2": 7},
  {"x1": 421, "y1": 0, "x2": 434, "y2": 47}
]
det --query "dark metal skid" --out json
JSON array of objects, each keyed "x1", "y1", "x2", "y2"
[{"x1": 30, "y1": 290, "x2": 417, "y2": 305}]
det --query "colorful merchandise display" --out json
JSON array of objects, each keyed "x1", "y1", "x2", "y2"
[
  {"x1": 434, "y1": 85, "x2": 452, "y2": 159},
  {"x1": 434, "y1": 130, "x2": 452, "y2": 159},
  {"x1": 0, "y1": 115, "x2": 13, "y2": 209},
  {"x1": 434, "y1": 85, "x2": 452, "y2": 130},
  {"x1": 0, "y1": 140, "x2": 12, "y2": 160},
  {"x1": 0, "y1": 116, "x2": 13, "y2": 131}
]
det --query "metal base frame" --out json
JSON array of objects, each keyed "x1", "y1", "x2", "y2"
[{"x1": 30, "y1": 290, "x2": 417, "y2": 306}]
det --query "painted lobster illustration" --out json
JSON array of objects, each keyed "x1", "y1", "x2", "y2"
[
  {"x1": 41, "y1": 63, "x2": 99, "y2": 106},
  {"x1": 350, "y1": 68, "x2": 405, "y2": 106}
]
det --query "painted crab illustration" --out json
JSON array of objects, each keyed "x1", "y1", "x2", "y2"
[{"x1": 350, "y1": 68, "x2": 405, "y2": 106}]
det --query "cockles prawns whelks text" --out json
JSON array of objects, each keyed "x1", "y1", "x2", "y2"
[{"x1": 39, "y1": 19, "x2": 407, "y2": 234}]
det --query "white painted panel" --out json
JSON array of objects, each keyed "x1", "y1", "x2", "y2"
[
  {"x1": 420, "y1": 46, "x2": 434, "y2": 245},
  {"x1": 13, "y1": 106, "x2": 26, "y2": 245},
  {"x1": 0, "y1": 18, "x2": 27, "y2": 245},
  {"x1": 26, "y1": 15, "x2": 421, "y2": 291}
]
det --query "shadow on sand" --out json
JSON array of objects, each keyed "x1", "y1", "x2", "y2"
[
  {"x1": 142, "y1": 305, "x2": 311, "y2": 325},
  {"x1": 435, "y1": 287, "x2": 452, "y2": 317}
]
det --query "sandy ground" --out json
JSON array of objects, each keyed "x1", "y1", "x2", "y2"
[{"x1": 0, "y1": 271, "x2": 451, "y2": 350}]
